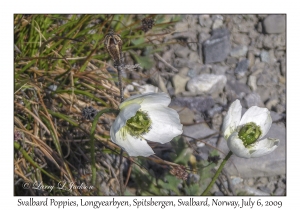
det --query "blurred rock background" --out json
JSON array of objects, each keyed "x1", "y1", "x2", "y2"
[{"x1": 126, "y1": 14, "x2": 286, "y2": 195}]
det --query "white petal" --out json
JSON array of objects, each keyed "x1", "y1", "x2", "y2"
[
  {"x1": 227, "y1": 132, "x2": 280, "y2": 159},
  {"x1": 222, "y1": 99, "x2": 242, "y2": 140},
  {"x1": 247, "y1": 138, "x2": 280, "y2": 158},
  {"x1": 142, "y1": 105, "x2": 183, "y2": 144},
  {"x1": 227, "y1": 132, "x2": 252, "y2": 158},
  {"x1": 110, "y1": 103, "x2": 140, "y2": 142},
  {"x1": 120, "y1": 92, "x2": 170, "y2": 109},
  {"x1": 239, "y1": 106, "x2": 272, "y2": 139},
  {"x1": 113, "y1": 131, "x2": 155, "y2": 157}
]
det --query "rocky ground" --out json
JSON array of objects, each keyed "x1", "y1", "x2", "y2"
[{"x1": 124, "y1": 14, "x2": 286, "y2": 195}]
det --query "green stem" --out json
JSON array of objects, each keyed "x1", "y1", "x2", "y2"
[{"x1": 201, "y1": 151, "x2": 233, "y2": 196}]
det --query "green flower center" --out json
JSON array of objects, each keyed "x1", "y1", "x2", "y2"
[
  {"x1": 124, "y1": 110, "x2": 152, "y2": 138},
  {"x1": 238, "y1": 122, "x2": 262, "y2": 146}
]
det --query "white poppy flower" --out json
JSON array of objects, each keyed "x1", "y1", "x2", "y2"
[
  {"x1": 110, "y1": 92, "x2": 183, "y2": 157},
  {"x1": 222, "y1": 99, "x2": 280, "y2": 158}
]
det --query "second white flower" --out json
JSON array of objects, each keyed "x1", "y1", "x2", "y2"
[{"x1": 222, "y1": 99, "x2": 280, "y2": 158}]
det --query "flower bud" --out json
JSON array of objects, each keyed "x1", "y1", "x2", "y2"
[{"x1": 104, "y1": 30, "x2": 123, "y2": 67}]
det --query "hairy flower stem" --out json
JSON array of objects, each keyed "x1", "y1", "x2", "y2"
[
  {"x1": 117, "y1": 66, "x2": 124, "y2": 103},
  {"x1": 201, "y1": 151, "x2": 233, "y2": 196},
  {"x1": 117, "y1": 65, "x2": 125, "y2": 195}
]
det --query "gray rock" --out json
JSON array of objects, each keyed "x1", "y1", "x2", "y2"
[
  {"x1": 149, "y1": 68, "x2": 168, "y2": 93},
  {"x1": 172, "y1": 67, "x2": 190, "y2": 95},
  {"x1": 226, "y1": 80, "x2": 251, "y2": 99},
  {"x1": 244, "y1": 93, "x2": 264, "y2": 108},
  {"x1": 279, "y1": 90, "x2": 286, "y2": 105},
  {"x1": 188, "y1": 41, "x2": 198, "y2": 52},
  {"x1": 230, "y1": 45, "x2": 248, "y2": 58},
  {"x1": 254, "y1": 34, "x2": 264, "y2": 49},
  {"x1": 258, "y1": 186, "x2": 272, "y2": 194},
  {"x1": 187, "y1": 74, "x2": 227, "y2": 96},
  {"x1": 245, "y1": 178, "x2": 255, "y2": 186},
  {"x1": 275, "y1": 104, "x2": 285, "y2": 114},
  {"x1": 279, "y1": 175, "x2": 286, "y2": 187},
  {"x1": 275, "y1": 49, "x2": 286, "y2": 61},
  {"x1": 240, "y1": 186, "x2": 270, "y2": 196},
  {"x1": 198, "y1": 30, "x2": 211, "y2": 43},
  {"x1": 247, "y1": 75, "x2": 257, "y2": 91},
  {"x1": 266, "y1": 98, "x2": 279, "y2": 110},
  {"x1": 218, "y1": 123, "x2": 286, "y2": 178},
  {"x1": 226, "y1": 57, "x2": 238, "y2": 68},
  {"x1": 256, "y1": 21, "x2": 263, "y2": 33},
  {"x1": 187, "y1": 68, "x2": 201, "y2": 78},
  {"x1": 183, "y1": 123, "x2": 218, "y2": 161},
  {"x1": 273, "y1": 187, "x2": 285, "y2": 196},
  {"x1": 236, "y1": 76, "x2": 248, "y2": 85},
  {"x1": 194, "y1": 112, "x2": 205, "y2": 123},
  {"x1": 170, "y1": 96, "x2": 215, "y2": 112},
  {"x1": 260, "y1": 50, "x2": 277, "y2": 65},
  {"x1": 207, "y1": 105, "x2": 223, "y2": 117},
  {"x1": 213, "y1": 191, "x2": 224, "y2": 196},
  {"x1": 280, "y1": 58, "x2": 286, "y2": 76},
  {"x1": 171, "y1": 106, "x2": 195, "y2": 124},
  {"x1": 234, "y1": 59, "x2": 249, "y2": 78},
  {"x1": 162, "y1": 50, "x2": 173, "y2": 64},
  {"x1": 199, "y1": 15, "x2": 213, "y2": 28},
  {"x1": 259, "y1": 67, "x2": 280, "y2": 87},
  {"x1": 270, "y1": 111, "x2": 283, "y2": 122},
  {"x1": 211, "y1": 112, "x2": 223, "y2": 131},
  {"x1": 263, "y1": 35, "x2": 274, "y2": 49},
  {"x1": 175, "y1": 15, "x2": 198, "y2": 33},
  {"x1": 211, "y1": 65, "x2": 228, "y2": 75},
  {"x1": 256, "y1": 87, "x2": 274, "y2": 105},
  {"x1": 256, "y1": 177, "x2": 269, "y2": 186},
  {"x1": 266, "y1": 180, "x2": 276, "y2": 193},
  {"x1": 247, "y1": 51, "x2": 255, "y2": 68},
  {"x1": 256, "y1": 71, "x2": 271, "y2": 86},
  {"x1": 188, "y1": 51, "x2": 201, "y2": 63},
  {"x1": 199, "y1": 65, "x2": 211, "y2": 74},
  {"x1": 178, "y1": 66, "x2": 189, "y2": 77},
  {"x1": 248, "y1": 27, "x2": 260, "y2": 41},
  {"x1": 183, "y1": 123, "x2": 216, "y2": 141},
  {"x1": 174, "y1": 46, "x2": 190, "y2": 58},
  {"x1": 202, "y1": 28, "x2": 231, "y2": 64},
  {"x1": 212, "y1": 18, "x2": 223, "y2": 29},
  {"x1": 134, "y1": 83, "x2": 159, "y2": 94},
  {"x1": 232, "y1": 33, "x2": 251, "y2": 45},
  {"x1": 231, "y1": 176, "x2": 243, "y2": 185},
  {"x1": 250, "y1": 61, "x2": 265, "y2": 74},
  {"x1": 173, "y1": 57, "x2": 188, "y2": 68},
  {"x1": 263, "y1": 34, "x2": 285, "y2": 50},
  {"x1": 263, "y1": 15, "x2": 286, "y2": 34}
]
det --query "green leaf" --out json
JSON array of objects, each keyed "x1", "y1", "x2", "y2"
[
  {"x1": 184, "y1": 184, "x2": 200, "y2": 195},
  {"x1": 157, "y1": 175, "x2": 181, "y2": 195}
]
